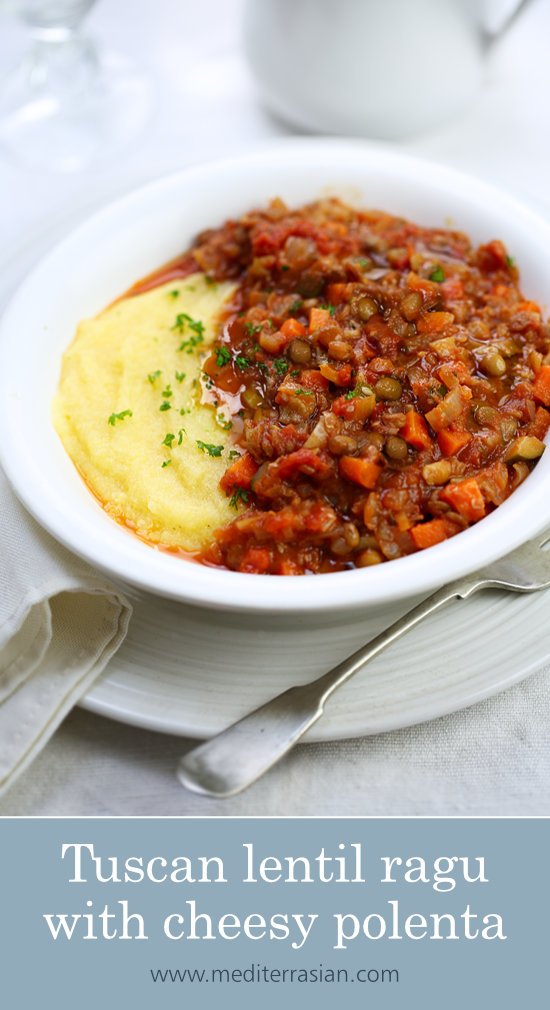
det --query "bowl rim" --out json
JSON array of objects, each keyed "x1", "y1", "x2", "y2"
[{"x1": 1, "y1": 136, "x2": 550, "y2": 614}]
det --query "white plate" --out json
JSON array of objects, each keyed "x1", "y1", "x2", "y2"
[
  {"x1": 81, "y1": 581, "x2": 550, "y2": 741},
  {"x1": 1, "y1": 164, "x2": 549, "y2": 741}
]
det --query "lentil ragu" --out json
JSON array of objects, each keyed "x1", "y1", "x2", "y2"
[{"x1": 154, "y1": 198, "x2": 550, "y2": 575}]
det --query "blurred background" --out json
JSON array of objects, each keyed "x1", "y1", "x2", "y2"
[
  {"x1": 0, "y1": 0, "x2": 549, "y2": 259},
  {"x1": 0, "y1": 0, "x2": 549, "y2": 816}
]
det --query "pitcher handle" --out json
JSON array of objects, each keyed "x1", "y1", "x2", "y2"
[{"x1": 480, "y1": 0, "x2": 535, "y2": 45}]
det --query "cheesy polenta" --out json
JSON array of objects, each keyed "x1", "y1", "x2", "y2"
[{"x1": 54, "y1": 274, "x2": 237, "y2": 552}]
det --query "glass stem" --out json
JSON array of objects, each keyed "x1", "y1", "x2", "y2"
[{"x1": 26, "y1": 25, "x2": 99, "y2": 102}]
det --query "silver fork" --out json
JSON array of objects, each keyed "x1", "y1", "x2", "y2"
[{"x1": 177, "y1": 532, "x2": 550, "y2": 798}]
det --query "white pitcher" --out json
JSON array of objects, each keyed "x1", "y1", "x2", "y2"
[{"x1": 244, "y1": 0, "x2": 532, "y2": 138}]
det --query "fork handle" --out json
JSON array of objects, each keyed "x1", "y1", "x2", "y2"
[{"x1": 177, "y1": 576, "x2": 480, "y2": 798}]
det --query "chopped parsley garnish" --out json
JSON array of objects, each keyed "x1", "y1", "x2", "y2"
[
  {"x1": 291, "y1": 299, "x2": 303, "y2": 312},
  {"x1": 217, "y1": 415, "x2": 233, "y2": 430},
  {"x1": 172, "y1": 313, "x2": 205, "y2": 351},
  {"x1": 107, "y1": 409, "x2": 133, "y2": 425},
  {"x1": 235, "y1": 355, "x2": 250, "y2": 370},
  {"x1": 215, "y1": 346, "x2": 231, "y2": 367},
  {"x1": 429, "y1": 266, "x2": 445, "y2": 283},
  {"x1": 290, "y1": 369, "x2": 300, "y2": 378},
  {"x1": 161, "y1": 433, "x2": 176, "y2": 448},
  {"x1": 175, "y1": 370, "x2": 186, "y2": 383},
  {"x1": 161, "y1": 459, "x2": 172, "y2": 468},
  {"x1": 229, "y1": 487, "x2": 249, "y2": 508},
  {"x1": 228, "y1": 449, "x2": 241, "y2": 461},
  {"x1": 281, "y1": 265, "x2": 290, "y2": 272},
  {"x1": 274, "y1": 358, "x2": 288, "y2": 375},
  {"x1": 205, "y1": 276, "x2": 218, "y2": 288},
  {"x1": 147, "y1": 370, "x2": 162, "y2": 384},
  {"x1": 177, "y1": 428, "x2": 186, "y2": 445},
  {"x1": 169, "y1": 289, "x2": 180, "y2": 299},
  {"x1": 345, "y1": 387, "x2": 363, "y2": 400},
  {"x1": 358, "y1": 258, "x2": 371, "y2": 268},
  {"x1": 179, "y1": 407, "x2": 190, "y2": 415},
  {"x1": 244, "y1": 322, "x2": 262, "y2": 337},
  {"x1": 295, "y1": 388, "x2": 313, "y2": 397},
  {"x1": 161, "y1": 384, "x2": 173, "y2": 398},
  {"x1": 159, "y1": 401, "x2": 172, "y2": 412},
  {"x1": 196, "y1": 441, "x2": 224, "y2": 457},
  {"x1": 506, "y1": 254, "x2": 516, "y2": 268},
  {"x1": 320, "y1": 303, "x2": 336, "y2": 316},
  {"x1": 178, "y1": 334, "x2": 204, "y2": 353}
]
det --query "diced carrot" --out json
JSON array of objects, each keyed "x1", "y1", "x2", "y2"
[
  {"x1": 425, "y1": 384, "x2": 472, "y2": 433},
  {"x1": 280, "y1": 317, "x2": 306, "y2": 340},
  {"x1": 417, "y1": 311, "x2": 455, "y2": 334},
  {"x1": 532, "y1": 365, "x2": 550, "y2": 406},
  {"x1": 219, "y1": 451, "x2": 259, "y2": 493},
  {"x1": 440, "y1": 478, "x2": 485, "y2": 522},
  {"x1": 326, "y1": 283, "x2": 351, "y2": 304},
  {"x1": 400, "y1": 411, "x2": 432, "y2": 451},
  {"x1": 410, "y1": 518, "x2": 450, "y2": 550},
  {"x1": 308, "y1": 307, "x2": 332, "y2": 333},
  {"x1": 339, "y1": 456, "x2": 382, "y2": 490},
  {"x1": 239, "y1": 548, "x2": 271, "y2": 574},
  {"x1": 437, "y1": 429, "x2": 472, "y2": 456},
  {"x1": 516, "y1": 300, "x2": 541, "y2": 314}
]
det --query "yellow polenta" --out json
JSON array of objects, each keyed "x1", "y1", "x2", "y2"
[{"x1": 53, "y1": 274, "x2": 238, "y2": 551}]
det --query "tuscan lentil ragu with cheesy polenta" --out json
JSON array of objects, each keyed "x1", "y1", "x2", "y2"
[{"x1": 183, "y1": 197, "x2": 550, "y2": 575}]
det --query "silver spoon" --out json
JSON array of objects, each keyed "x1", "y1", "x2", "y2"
[{"x1": 177, "y1": 532, "x2": 550, "y2": 798}]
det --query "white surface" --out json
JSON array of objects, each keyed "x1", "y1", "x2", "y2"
[
  {"x1": 4, "y1": 142, "x2": 550, "y2": 615},
  {"x1": 1, "y1": 0, "x2": 550, "y2": 814}
]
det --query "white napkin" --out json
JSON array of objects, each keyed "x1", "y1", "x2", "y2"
[{"x1": 0, "y1": 466, "x2": 132, "y2": 796}]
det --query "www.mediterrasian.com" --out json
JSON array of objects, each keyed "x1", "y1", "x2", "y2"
[{"x1": 149, "y1": 964, "x2": 399, "y2": 985}]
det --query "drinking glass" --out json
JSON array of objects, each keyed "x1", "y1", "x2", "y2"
[{"x1": 0, "y1": 0, "x2": 152, "y2": 171}]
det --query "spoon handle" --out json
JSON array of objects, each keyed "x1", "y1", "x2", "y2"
[{"x1": 177, "y1": 577, "x2": 479, "y2": 798}]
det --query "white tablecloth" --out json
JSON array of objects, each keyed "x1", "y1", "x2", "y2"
[{"x1": 1, "y1": 0, "x2": 549, "y2": 816}]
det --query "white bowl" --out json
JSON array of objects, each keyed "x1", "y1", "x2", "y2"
[{"x1": 1, "y1": 138, "x2": 550, "y2": 615}]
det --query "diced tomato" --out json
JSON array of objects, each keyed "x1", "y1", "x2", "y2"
[
  {"x1": 440, "y1": 478, "x2": 485, "y2": 521},
  {"x1": 280, "y1": 317, "x2": 307, "y2": 340},
  {"x1": 410, "y1": 518, "x2": 450, "y2": 550},
  {"x1": 532, "y1": 365, "x2": 550, "y2": 406},
  {"x1": 339, "y1": 456, "x2": 382, "y2": 489},
  {"x1": 320, "y1": 362, "x2": 353, "y2": 386},
  {"x1": 476, "y1": 239, "x2": 510, "y2": 273},
  {"x1": 276, "y1": 449, "x2": 332, "y2": 482},
  {"x1": 239, "y1": 548, "x2": 271, "y2": 573},
  {"x1": 326, "y1": 283, "x2": 352, "y2": 304},
  {"x1": 527, "y1": 406, "x2": 550, "y2": 440},
  {"x1": 400, "y1": 411, "x2": 432, "y2": 451},
  {"x1": 437, "y1": 429, "x2": 472, "y2": 456},
  {"x1": 308, "y1": 307, "x2": 332, "y2": 333},
  {"x1": 441, "y1": 278, "x2": 464, "y2": 301},
  {"x1": 300, "y1": 369, "x2": 329, "y2": 392},
  {"x1": 516, "y1": 300, "x2": 541, "y2": 314},
  {"x1": 220, "y1": 451, "x2": 259, "y2": 494},
  {"x1": 332, "y1": 393, "x2": 375, "y2": 422}
]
